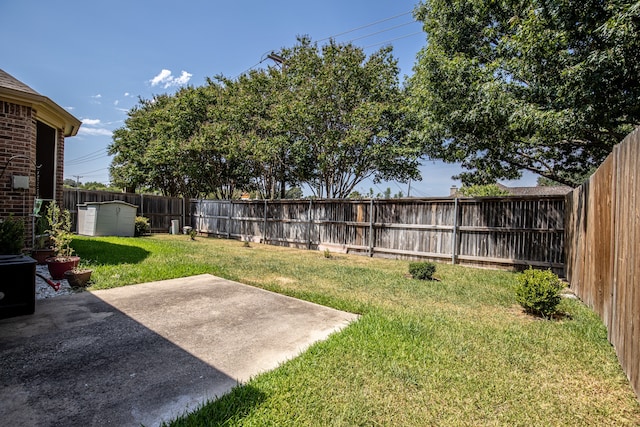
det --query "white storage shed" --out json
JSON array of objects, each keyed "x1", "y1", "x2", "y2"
[{"x1": 77, "y1": 201, "x2": 137, "y2": 237}]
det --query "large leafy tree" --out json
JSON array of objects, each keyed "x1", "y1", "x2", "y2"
[
  {"x1": 110, "y1": 38, "x2": 421, "y2": 199},
  {"x1": 280, "y1": 37, "x2": 421, "y2": 198},
  {"x1": 109, "y1": 94, "x2": 171, "y2": 194},
  {"x1": 408, "y1": 0, "x2": 640, "y2": 186},
  {"x1": 211, "y1": 69, "x2": 305, "y2": 199},
  {"x1": 110, "y1": 86, "x2": 215, "y2": 198}
]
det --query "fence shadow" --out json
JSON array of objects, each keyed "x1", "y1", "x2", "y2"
[{"x1": 71, "y1": 238, "x2": 150, "y2": 265}]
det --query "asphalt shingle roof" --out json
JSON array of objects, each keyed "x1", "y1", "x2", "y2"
[{"x1": 0, "y1": 69, "x2": 40, "y2": 96}]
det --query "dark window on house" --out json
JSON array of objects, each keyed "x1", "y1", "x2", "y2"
[{"x1": 36, "y1": 121, "x2": 56, "y2": 200}]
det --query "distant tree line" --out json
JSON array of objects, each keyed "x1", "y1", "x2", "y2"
[{"x1": 63, "y1": 179, "x2": 122, "y2": 192}]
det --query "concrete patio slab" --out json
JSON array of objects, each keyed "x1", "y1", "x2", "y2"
[{"x1": 0, "y1": 274, "x2": 359, "y2": 426}]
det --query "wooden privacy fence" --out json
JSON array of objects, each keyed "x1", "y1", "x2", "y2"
[
  {"x1": 565, "y1": 126, "x2": 640, "y2": 400},
  {"x1": 63, "y1": 189, "x2": 185, "y2": 233},
  {"x1": 190, "y1": 196, "x2": 565, "y2": 271}
]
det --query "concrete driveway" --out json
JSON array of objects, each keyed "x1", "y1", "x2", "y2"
[{"x1": 0, "y1": 274, "x2": 358, "y2": 426}]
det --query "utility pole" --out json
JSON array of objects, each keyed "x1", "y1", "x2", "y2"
[
  {"x1": 265, "y1": 51, "x2": 287, "y2": 198},
  {"x1": 407, "y1": 179, "x2": 411, "y2": 197},
  {"x1": 74, "y1": 175, "x2": 82, "y2": 206}
]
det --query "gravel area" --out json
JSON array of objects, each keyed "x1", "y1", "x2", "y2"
[{"x1": 35, "y1": 264, "x2": 76, "y2": 299}]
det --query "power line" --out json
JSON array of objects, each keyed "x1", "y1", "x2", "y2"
[
  {"x1": 233, "y1": 60, "x2": 265, "y2": 80},
  {"x1": 66, "y1": 154, "x2": 111, "y2": 166},
  {"x1": 75, "y1": 167, "x2": 110, "y2": 176},
  {"x1": 66, "y1": 147, "x2": 107, "y2": 162},
  {"x1": 343, "y1": 21, "x2": 416, "y2": 43},
  {"x1": 409, "y1": 186, "x2": 431, "y2": 197},
  {"x1": 235, "y1": 10, "x2": 420, "y2": 78},
  {"x1": 66, "y1": 148, "x2": 111, "y2": 165},
  {"x1": 317, "y1": 10, "x2": 413, "y2": 42},
  {"x1": 363, "y1": 31, "x2": 423, "y2": 50}
]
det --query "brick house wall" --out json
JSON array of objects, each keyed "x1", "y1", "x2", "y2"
[
  {"x1": 0, "y1": 69, "x2": 80, "y2": 251},
  {"x1": 0, "y1": 101, "x2": 37, "y2": 241},
  {"x1": 0, "y1": 100, "x2": 67, "y2": 248}
]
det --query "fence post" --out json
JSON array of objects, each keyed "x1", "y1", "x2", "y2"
[
  {"x1": 263, "y1": 199, "x2": 268, "y2": 244},
  {"x1": 182, "y1": 197, "x2": 186, "y2": 230},
  {"x1": 140, "y1": 193, "x2": 144, "y2": 216},
  {"x1": 227, "y1": 200, "x2": 232, "y2": 239},
  {"x1": 368, "y1": 199, "x2": 375, "y2": 257},
  {"x1": 307, "y1": 199, "x2": 313, "y2": 250},
  {"x1": 452, "y1": 197, "x2": 459, "y2": 264}
]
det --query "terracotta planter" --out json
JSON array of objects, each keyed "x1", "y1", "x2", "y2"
[
  {"x1": 64, "y1": 269, "x2": 93, "y2": 287},
  {"x1": 45, "y1": 256, "x2": 80, "y2": 280},
  {"x1": 31, "y1": 249, "x2": 56, "y2": 265}
]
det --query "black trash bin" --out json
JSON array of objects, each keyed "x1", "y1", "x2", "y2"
[{"x1": 0, "y1": 255, "x2": 36, "y2": 319}]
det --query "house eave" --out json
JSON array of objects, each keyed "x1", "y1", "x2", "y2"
[{"x1": 0, "y1": 87, "x2": 82, "y2": 137}]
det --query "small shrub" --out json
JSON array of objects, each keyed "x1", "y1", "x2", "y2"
[
  {"x1": 323, "y1": 248, "x2": 332, "y2": 259},
  {"x1": 515, "y1": 268, "x2": 566, "y2": 318},
  {"x1": 409, "y1": 261, "x2": 436, "y2": 280},
  {"x1": 189, "y1": 229, "x2": 197, "y2": 240},
  {"x1": 0, "y1": 215, "x2": 25, "y2": 255},
  {"x1": 134, "y1": 216, "x2": 150, "y2": 237}
]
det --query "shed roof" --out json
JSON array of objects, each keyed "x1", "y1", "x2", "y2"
[{"x1": 0, "y1": 68, "x2": 81, "y2": 137}]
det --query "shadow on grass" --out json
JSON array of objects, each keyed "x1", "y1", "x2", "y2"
[
  {"x1": 71, "y1": 239, "x2": 150, "y2": 265},
  {"x1": 167, "y1": 384, "x2": 267, "y2": 426}
]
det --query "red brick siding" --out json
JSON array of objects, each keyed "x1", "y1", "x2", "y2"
[{"x1": 0, "y1": 100, "x2": 65, "y2": 249}]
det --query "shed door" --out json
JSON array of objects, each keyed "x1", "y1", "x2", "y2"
[{"x1": 81, "y1": 206, "x2": 98, "y2": 236}]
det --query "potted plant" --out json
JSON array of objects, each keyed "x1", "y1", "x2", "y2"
[
  {"x1": 64, "y1": 266, "x2": 93, "y2": 288},
  {"x1": 31, "y1": 212, "x2": 55, "y2": 264},
  {"x1": 44, "y1": 202, "x2": 79, "y2": 279}
]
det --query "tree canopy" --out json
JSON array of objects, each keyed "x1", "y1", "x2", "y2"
[
  {"x1": 109, "y1": 38, "x2": 422, "y2": 199},
  {"x1": 408, "y1": 0, "x2": 640, "y2": 187}
]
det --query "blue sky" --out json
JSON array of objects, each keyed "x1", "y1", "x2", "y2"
[{"x1": 1, "y1": 0, "x2": 537, "y2": 197}]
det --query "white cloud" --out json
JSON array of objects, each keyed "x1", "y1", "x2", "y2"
[
  {"x1": 150, "y1": 69, "x2": 172, "y2": 86},
  {"x1": 82, "y1": 118, "x2": 101, "y2": 125},
  {"x1": 124, "y1": 92, "x2": 130, "y2": 97},
  {"x1": 90, "y1": 94, "x2": 102, "y2": 105},
  {"x1": 78, "y1": 118, "x2": 112, "y2": 137},
  {"x1": 174, "y1": 71, "x2": 193, "y2": 86},
  {"x1": 149, "y1": 69, "x2": 192, "y2": 88},
  {"x1": 114, "y1": 100, "x2": 119, "y2": 106},
  {"x1": 78, "y1": 127, "x2": 113, "y2": 137}
]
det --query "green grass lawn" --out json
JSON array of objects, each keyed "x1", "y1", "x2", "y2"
[{"x1": 72, "y1": 234, "x2": 640, "y2": 426}]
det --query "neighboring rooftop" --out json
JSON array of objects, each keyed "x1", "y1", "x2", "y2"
[
  {"x1": 449, "y1": 183, "x2": 573, "y2": 197},
  {"x1": 496, "y1": 183, "x2": 573, "y2": 196}
]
